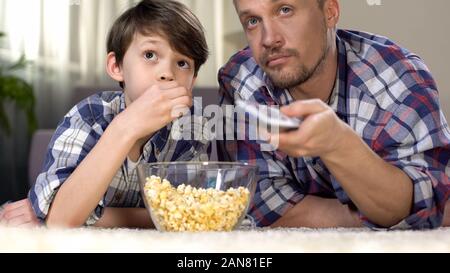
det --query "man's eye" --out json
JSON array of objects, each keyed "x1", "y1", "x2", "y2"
[
  {"x1": 280, "y1": 6, "x2": 292, "y2": 15},
  {"x1": 246, "y1": 17, "x2": 259, "y2": 28},
  {"x1": 144, "y1": 51, "x2": 156, "y2": 60}
]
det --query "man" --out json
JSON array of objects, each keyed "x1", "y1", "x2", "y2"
[{"x1": 218, "y1": 0, "x2": 450, "y2": 229}]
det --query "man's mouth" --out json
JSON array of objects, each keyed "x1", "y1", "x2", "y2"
[{"x1": 265, "y1": 54, "x2": 291, "y2": 68}]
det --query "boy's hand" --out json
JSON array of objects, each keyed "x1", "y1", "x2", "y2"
[
  {"x1": 0, "y1": 198, "x2": 41, "y2": 227},
  {"x1": 119, "y1": 82, "x2": 193, "y2": 141}
]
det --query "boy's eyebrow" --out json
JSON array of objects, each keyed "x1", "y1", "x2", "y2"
[{"x1": 139, "y1": 38, "x2": 163, "y2": 46}]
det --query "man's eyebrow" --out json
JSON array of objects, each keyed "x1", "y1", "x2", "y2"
[
  {"x1": 238, "y1": 0, "x2": 282, "y2": 18},
  {"x1": 238, "y1": 10, "x2": 251, "y2": 19}
]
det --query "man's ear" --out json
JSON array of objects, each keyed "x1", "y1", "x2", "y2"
[
  {"x1": 106, "y1": 52, "x2": 124, "y2": 82},
  {"x1": 324, "y1": 0, "x2": 340, "y2": 28}
]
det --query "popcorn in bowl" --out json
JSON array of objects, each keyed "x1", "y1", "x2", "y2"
[{"x1": 144, "y1": 175, "x2": 250, "y2": 232}]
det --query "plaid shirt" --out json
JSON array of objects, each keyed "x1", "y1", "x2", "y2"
[
  {"x1": 29, "y1": 91, "x2": 209, "y2": 225},
  {"x1": 218, "y1": 29, "x2": 450, "y2": 229}
]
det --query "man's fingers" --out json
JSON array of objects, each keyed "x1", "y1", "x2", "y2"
[
  {"x1": 281, "y1": 99, "x2": 327, "y2": 118},
  {"x1": 268, "y1": 129, "x2": 308, "y2": 157},
  {"x1": 269, "y1": 130, "x2": 302, "y2": 154}
]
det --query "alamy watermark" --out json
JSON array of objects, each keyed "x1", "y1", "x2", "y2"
[
  {"x1": 170, "y1": 97, "x2": 284, "y2": 152},
  {"x1": 366, "y1": 0, "x2": 382, "y2": 6},
  {"x1": 69, "y1": 0, "x2": 80, "y2": 6}
]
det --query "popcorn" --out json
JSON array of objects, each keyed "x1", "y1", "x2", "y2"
[{"x1": 144, "y1": 175, "x2": 250, "y2": 232}]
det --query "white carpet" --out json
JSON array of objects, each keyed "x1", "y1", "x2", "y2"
[{"x1": 1, "y1": 226, "x2": 450, "y2": 253}]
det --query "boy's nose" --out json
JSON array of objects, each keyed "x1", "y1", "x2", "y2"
[{"x1": 159, "y1": 72, "x2": 174, "y2": 82}]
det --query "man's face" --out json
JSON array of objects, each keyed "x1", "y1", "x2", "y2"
[
  {"x1": 120, "y1": 32, "x2": 196, "y2": 105},
  {"x1": 235, "y1": 0, "x2": 329, "y2": 89}
]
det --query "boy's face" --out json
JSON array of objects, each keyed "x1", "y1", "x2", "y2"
[{"x1": 109, "y1": 32, "x2": 196, "y2": 105}]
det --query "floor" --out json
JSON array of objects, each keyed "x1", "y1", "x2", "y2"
[{"x1": 1, "y1": 226, "x2": 449, "y2": 252}]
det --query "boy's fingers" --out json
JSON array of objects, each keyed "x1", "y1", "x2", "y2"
[
  {"x1": 157, "y1": 81, "x2": 179, "y2": 90},
  {"x1": 170, "y1": 97, "x2": 192, "y2": 118},
  {"x1": 163, "y1": 86, "x2": 192, "y2": 100},
  {"x1": 17, "y1": 221, "x2": 40, "y2": 228},
  {"x1": 3, "y1": 207, "x2": 26, "y2": 220},
  {"x1": 170, "y1": 95, "x2": 193, "y2": 109},
  {"x1": 3, "y1": 199, "x2": 27, "y2": 211},
  {"x1": 5, "y1": 215, "x2": 29, "y2": 227}
]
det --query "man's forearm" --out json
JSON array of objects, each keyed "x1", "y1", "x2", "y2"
[
  {"x1": 271, "y1": 195, "x2": 363, "y2": 228},
  {"x1": 322, "y1": 125, "x2": 413, "y2": 228},
  {"x1": 93, "y1": 208, "x2": 154, "y2": 229}
]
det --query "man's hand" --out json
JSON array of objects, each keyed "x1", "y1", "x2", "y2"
[
  {"x1": 271, "y1": 195, "x2": 364, "y2": 228},
  {"x1": 268, "y1": 99, "x2": 414, "y2": 228},
  {"x1": 119, "y1": 81, "x2": 193, "y2": 141},
  {"x1": 0, "y1": 199, "x2": 41, "y2": 227},
  {"x1": 269, "y1": 99, "x2": 349, "y2": 158}
]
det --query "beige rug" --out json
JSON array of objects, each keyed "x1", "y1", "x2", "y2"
[{"x1": 1, "y1": 226, "x2": 449, "y2": 253}]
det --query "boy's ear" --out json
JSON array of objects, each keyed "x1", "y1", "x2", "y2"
[{"x1": 106, "y1": 52, "x2": 124, "y2": 82}]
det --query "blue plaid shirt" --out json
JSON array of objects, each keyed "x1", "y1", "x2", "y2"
[
  {"x1": 218, "y1": 29, "x2": 450, "y2": 229},
  {"x1": 29, "y1": 91, "x2": 209, "y2": 225}
]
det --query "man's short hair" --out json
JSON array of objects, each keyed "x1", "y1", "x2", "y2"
[
  {"x1": 317, "y1": 0, "x2": 326, "y2": 8},
  {"x1": 233, "y1": 0, "x2": 326, "y2": 8},
  {"x1": 107, "y1": 0, "x2": 208, "y2": 77}
]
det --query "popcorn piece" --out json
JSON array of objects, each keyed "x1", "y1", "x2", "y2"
[{"x1": 144, "y1": 175, "x2": 250, "y2": 232}]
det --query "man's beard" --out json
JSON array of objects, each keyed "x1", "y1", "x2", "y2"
[{"x1": 260, "y1": 32, "x2": 329, "y2": 90}]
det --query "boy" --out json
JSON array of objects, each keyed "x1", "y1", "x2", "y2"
[{"x1": 1, "y1": 0, "x2": 209, "y2": 228}]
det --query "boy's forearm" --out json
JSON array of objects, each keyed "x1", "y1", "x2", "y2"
[
  {"x1": 93, "y1": 207, "x2": 154, "y2": 229},
  {"x1": 47, "y1": 115, "x2": 138, "y2": 228},
  {"x1": 271, "y1": 195, "x2": 363, "y2": 228}
]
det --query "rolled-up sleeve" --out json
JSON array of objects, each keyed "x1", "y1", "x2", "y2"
[{"x1": 364, "y1": 85, "x2": 450, "y2": 229}]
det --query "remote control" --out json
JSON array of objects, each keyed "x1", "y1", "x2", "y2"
[{"x1": 235, "y1": 99, "x2": 301, "y2": 132}]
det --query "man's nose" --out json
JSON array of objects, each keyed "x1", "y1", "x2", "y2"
[{"x1": 261, "y1": 21, "x2": 283, "y2": 49}]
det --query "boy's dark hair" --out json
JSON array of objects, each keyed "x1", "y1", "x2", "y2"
[{"x1": 107, "y1": 0, "x2": 208, "y2": 87}]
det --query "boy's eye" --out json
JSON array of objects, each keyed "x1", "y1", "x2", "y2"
[
  {"x1": 144, "y1": 51, "x2": 156, "y2": 60},
  {"x1": 177, "y1": 60, "x2": 190, "y2": 69}
]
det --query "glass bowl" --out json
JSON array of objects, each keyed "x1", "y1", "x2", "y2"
[{"x1": 137, "y1": 162, "x2": 258, "y2": 232}]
